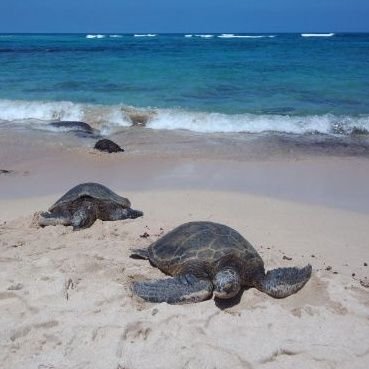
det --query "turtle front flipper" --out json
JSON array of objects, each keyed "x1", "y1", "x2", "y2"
[
  {"x1": 38, "y1": 212, "x2": 72, "y2": 227},
  {"x1": 132, "y1": 275, "x2": 213, "y2": 304},
  {"x1": 258, "y1": 264, "x2": 312, "y2": 298}
]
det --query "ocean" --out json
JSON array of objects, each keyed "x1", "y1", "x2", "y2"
[{"x1": 0, "y1": 33, "x2": 369, "y2": 136}]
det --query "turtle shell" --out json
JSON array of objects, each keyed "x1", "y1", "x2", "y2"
[
  {"x1": 49, "y1": 183, "x2": 131, "y2": 212},
  {"x1": 147, "y1": 221, "x2": 263, "y2": 276}
]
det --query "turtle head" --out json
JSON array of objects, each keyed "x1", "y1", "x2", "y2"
[
  {"x1": 213, "y1": 268, "x2": 241, "y2": 299},
  {"x1": 126, "y1": 208, "x2": 144, "y2": 219},
  {"x1": 112, "y1": 207, "x2": 143, "y2": 220}
]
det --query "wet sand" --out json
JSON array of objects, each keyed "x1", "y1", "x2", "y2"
[{"x1": 1, "y1": 126, "x2": 369, "y2": 369}]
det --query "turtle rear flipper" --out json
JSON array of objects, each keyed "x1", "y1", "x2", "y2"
[
  {"x1": 258, "y1": 264, "x2": 312, "y2": 298},
  {"x1": 132, "y1": 275, "x2": 213, "y2": 304}
]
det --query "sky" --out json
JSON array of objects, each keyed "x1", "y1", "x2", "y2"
[{"x1": 0, "y1": 0, "x2": 368, "y2": 33}]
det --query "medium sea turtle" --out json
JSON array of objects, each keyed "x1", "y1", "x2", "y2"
[
  {"x1": 38, "y1": 183, "x2": 143, "y2": 230},
  {"x1": 131, "y1": 221, "x2": 312, "y2": 304},
  {"x1": 49, "y1": 121, "x2": 100, "y2": 138}
]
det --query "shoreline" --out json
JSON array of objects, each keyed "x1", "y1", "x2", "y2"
[{"x1": 1, "y1": 126, "x2": 369, "y2": 213}]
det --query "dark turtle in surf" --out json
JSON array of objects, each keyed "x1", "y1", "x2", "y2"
[
  {"x1": 49, "y1": 121, "x2": 100, "y2": 138},
  {"x1": 94, "y1": 139, "x2": 124, "y2": 153},
  {"x1": 131, "y1": 221, "x2": 312, "y2": 304},
  {"x1": 38, "y1": 183, "x2": 143, "y2": 230}
]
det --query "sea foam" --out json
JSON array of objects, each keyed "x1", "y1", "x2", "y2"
[
  {"x1": 218, "y1": 34, "x2": 276, "y2": 39},
  {"x1": 86, "y1": 34, "x2": 106, "y2": 39},
  {"x1": 195, "y1": 34, "x2": 214, "y2": 38},
  {"x1": 0, "y1": 100, "x2": 131, "y2": 131},
  {"x1": 301, "y1": 33, "x2": 335, "y2": 37},
  {"x1": 134, "y1": 34, "x2": 157, "y2": 37},
  {"x1": 1, "y1": 99, "x2": 368, "y2": 136},
  {"x1": 147, "y1": 110, "x2": 346, "y2": 134}
]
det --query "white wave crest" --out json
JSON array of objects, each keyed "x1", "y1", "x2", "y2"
[
  {"x1": 184, "y1": 34, "x2": 193, "y2": 38},
  {"x1": 0, "y1": 100, "x2": 131, "y2": 130},
  {"x1": 0, "y1": 99, "x2": 368, "y2": 136},
  {"x1": 195, "y1": 34, "x2": 214, "y2": 38},
  {"x1": 148, "y1": 109, "x2": 369, "y2": 135},
  {"x1": 109, "y1": 35, "x2": 122, "y2": 38},
  {"x1": 86, "y1": 34, "x2": 106, "y2": 39},
  {"x1": 301, "y1": 33, "x2": 335, "y2": 37},
  {"x1": 134, "y1": 34, "x2": 157, "y2": 37},
  {"x1": 218, "y1": 34, "x2": 276, "y2": 39},
  {"x1": 0, "y1": 100, "x2": 84, "y2": 121}
]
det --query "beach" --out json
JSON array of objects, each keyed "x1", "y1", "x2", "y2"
[
  {"x1": 1, "y1": 32, "x2": 369, "y2": 369},
  {"x1": 1, "y1": 126, "x2": 369, "y2": 369}
]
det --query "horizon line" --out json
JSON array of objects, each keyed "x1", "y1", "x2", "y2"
[{"x1": 1, "y1": 31, "x2": 369, "y2": 34}]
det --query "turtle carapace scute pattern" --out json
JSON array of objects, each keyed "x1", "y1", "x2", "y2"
[
  {"x1": 131, "y1": 221, "x2": 312, "y2": 304},
  {"x1": 38, "y1": 182, "x2": 143, "y2": 230}
]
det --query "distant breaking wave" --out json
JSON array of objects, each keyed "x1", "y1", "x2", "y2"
[
  {"x1": 218, "y1": 34, "x2": 276, "y2": 39},
  {"x1": 0, "y1": 99, "x2": 368, "y2": 136},
  {"x1": 134, "y1": 34, "x2": 157, "y2": 37},
  {"x1": 195, "y1": 34, "x2": 214, "y2": 38},
  {"x1": 301, "y1": 33, "x2": 335, "y2": 37},
  {"x1": 85, "y1": 34, "x2": 106, "y2": 39}
]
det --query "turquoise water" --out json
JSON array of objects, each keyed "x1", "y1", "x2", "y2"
[{"x1": 1, "y1": 33, "x2": 369, "y2": 134}]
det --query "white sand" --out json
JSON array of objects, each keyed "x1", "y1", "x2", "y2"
[
  {"x1": 1, "y1": 189, "x2": 369, "y2": 369},
  {"x1": 1, "y1": 126, "x2": 369, "y2": 368}
]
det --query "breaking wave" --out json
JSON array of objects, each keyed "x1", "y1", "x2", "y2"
[
  {"x1": 301, "y1": 33, "x2": 335, "y2": 37},
  {"x1": 218, "y1": 34, "x2": 276, "y2": 39},
  {"x1": 0, "y1": 99, "x2": 368, "y2": 136},
  {"x1": 195, "y1": 34, "x2": 214, "y2": 38},
  {"x1": 134, "y1": 34, "x2": 157, "y2": 37},
  {"x1": 85, "y1": 34, "x2": 106, "y2": 39}
]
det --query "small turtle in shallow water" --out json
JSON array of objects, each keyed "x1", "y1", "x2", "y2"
[
  {"x1": 94, "y1": 139, "x2": 124, "y2": 153},
  {"x1": 39, "y1": 183, "x2": 143, "y2": 230},
  {"x1": 131, "y1": 221, "x2": 312, "y2": 304}
]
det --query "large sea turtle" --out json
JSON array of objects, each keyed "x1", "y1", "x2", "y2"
[
  {"x1": 131, "y1": 221, "x2": 312, "y2": 304},
  {"x1": 38, "y1": 183, "x2": 143, "y2": 230}
]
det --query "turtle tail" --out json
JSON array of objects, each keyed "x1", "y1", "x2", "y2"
[{"x1": 257, "y1": 264, "x2": 312, "y2": 298}]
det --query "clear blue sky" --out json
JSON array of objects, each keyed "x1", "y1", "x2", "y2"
[{"x1": 0, "y1": 0, "x2": 368, "y2": 33}]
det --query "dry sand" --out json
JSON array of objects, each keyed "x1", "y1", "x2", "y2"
[{"x1": 1, "y1": 129, "x2": 369, "y2": 369}]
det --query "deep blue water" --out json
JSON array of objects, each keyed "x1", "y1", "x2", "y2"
[{"x1": 0, "y1": 33, "x2": 369, "y2": 134}]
